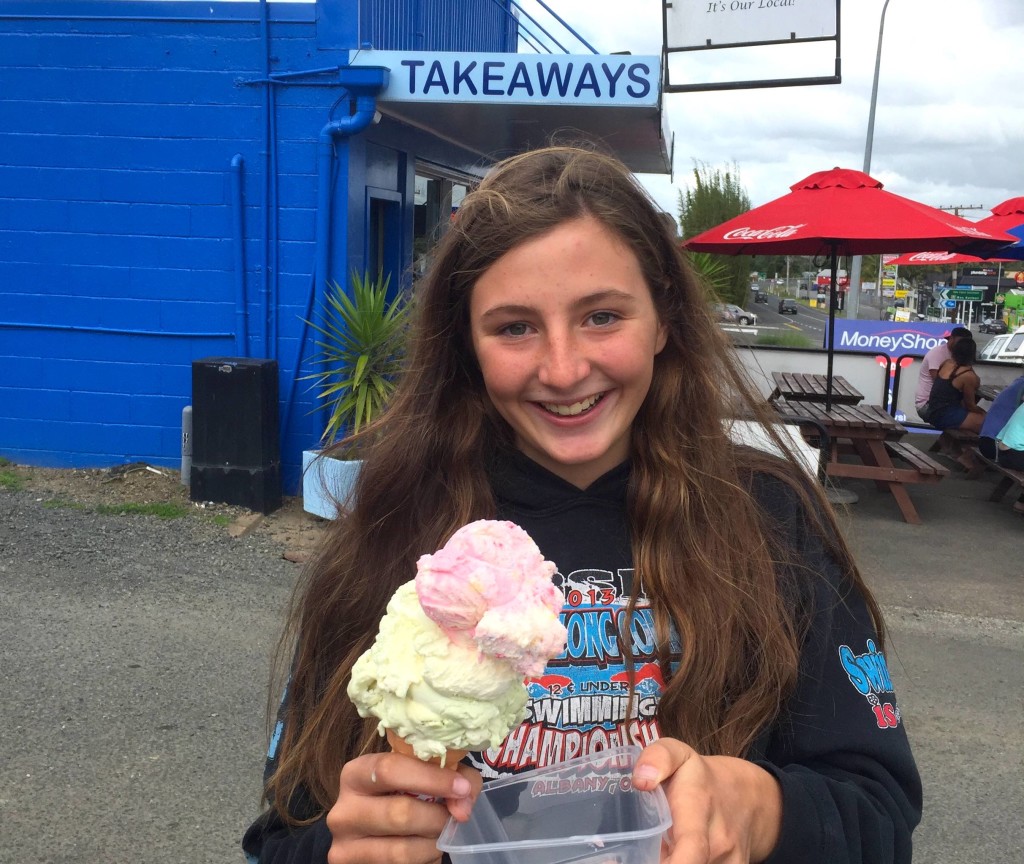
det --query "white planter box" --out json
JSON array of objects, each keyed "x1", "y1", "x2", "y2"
[{"x1": 302, "y1": 450, "x2": 362, "y2": 519}]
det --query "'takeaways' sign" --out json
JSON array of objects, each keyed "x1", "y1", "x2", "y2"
[{"x1": 347, "y1": 51, "x2": 661, "y2": 107}]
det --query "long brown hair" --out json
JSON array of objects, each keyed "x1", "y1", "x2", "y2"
[{"x1": 265, "y1": 145, "x2": 882, "y2": 820}]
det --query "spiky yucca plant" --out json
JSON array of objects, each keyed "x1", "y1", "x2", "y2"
[
  {"x1": 686, "y1": 251, "x2": 734, "y2": 301},
  {"x1": 305, "y1": 270, "x2": 410, "y2": 443}
]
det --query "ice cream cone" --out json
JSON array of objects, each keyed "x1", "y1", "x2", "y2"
[{"x1": 386, "y1": 728, "x2": 468, "y2": 769}]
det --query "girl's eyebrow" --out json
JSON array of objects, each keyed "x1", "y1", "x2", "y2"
[
  {"x1": 477, "y1": 303, "x2": 534, "y2": 322},
  {"x1": 477, "y1": 289, "x2": 639, "y2": 321}
]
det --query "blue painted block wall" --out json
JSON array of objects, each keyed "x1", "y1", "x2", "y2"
[
  {"x1": 0, "y1": 1, "x2": 306, "y2": 484},
  {"x1": 0, "y1": 0, "x2": 513, "y2": 492}
]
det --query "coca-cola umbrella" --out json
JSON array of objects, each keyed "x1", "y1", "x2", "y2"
[
  {"x1": 684, "y1": 167, "x2": 1017, "y2": 409},
  {"x1": 888, "y1": 199, "x2": 1024, "y2": 314},
  {"x1": 972, "y1": 197, "x2": 1024, "y2": 260},
  {"x1": 889, "y1": 198, "x2": 1024, "y2": 265},
  {"x1": 886, "y1": 251, "x2": 1013, "y2": 324},
  {"x1": 886, "y1": 251, "x2": 1008, "y2": 266}
]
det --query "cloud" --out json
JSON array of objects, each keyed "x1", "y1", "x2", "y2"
[{"x1": 523, "y1": 0, "x2": 1024, "y2": 220}]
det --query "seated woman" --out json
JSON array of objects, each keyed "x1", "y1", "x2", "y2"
[
  {"x1": 926, "y1": 337, "x2": 986, "y2": 435},
  {"x1": 979, "y1": 374, "x2": 1024, "y2": 513}
]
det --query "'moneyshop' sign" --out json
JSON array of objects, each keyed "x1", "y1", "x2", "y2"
[
  {"x1": 828, "y1": 320, "x2": 953, "y2": 355},
  {"x1": 348, "y1": 51, "x2": 660, "y2": 107}
]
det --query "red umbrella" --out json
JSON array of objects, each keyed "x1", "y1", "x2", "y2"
[
  {"x1": 886, "y1": 251, "x2": 1009, "y2": 266},
  {"x1": 970, "y1": 197, "x2": 1024, "y2": 260},
  {"x1": 889, "y1": 199, "x2": 1024, "y2": 266},
  {"x1": 685, "y1": 168, "x2": 1014, "y2": 256},
  {"x1": 684, "y1": 167, "x2": 1017, "y2": 408}
]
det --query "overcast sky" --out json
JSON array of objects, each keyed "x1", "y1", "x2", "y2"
[{"x1": 521, "y1": 0, "x2": 1024, "y2": 223}]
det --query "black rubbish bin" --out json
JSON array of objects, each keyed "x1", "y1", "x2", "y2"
[{"x1": 189, "y1": 357, "x2": 282, "y2": 514}]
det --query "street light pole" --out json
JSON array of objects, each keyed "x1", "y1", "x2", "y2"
[{"x1": 848, "y1": 0, "x2": 892, "y2": 322}]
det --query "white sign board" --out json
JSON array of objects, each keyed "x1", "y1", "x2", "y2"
[{"x1": 666, "y1": 0, "x2": 837, "y2": 50}]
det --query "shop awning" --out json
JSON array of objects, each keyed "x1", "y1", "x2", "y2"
[{"x1": 347, "y1": 50, "x2": 672, "y2": 174}]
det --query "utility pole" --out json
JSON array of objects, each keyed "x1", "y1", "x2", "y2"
[
  {"x1": 938, "y1": 204, "x2": 985, "y2": 217},
  {"x1": 848, "y1": 0, "x2": 892, "y2": 322},
  {"x1": 937, "y1": 205, "x2": 986, "y2": 289}
]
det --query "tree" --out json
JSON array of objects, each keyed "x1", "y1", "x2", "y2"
[{"x1": 677, "y1": 162, "x2": 752, "y2": 305}]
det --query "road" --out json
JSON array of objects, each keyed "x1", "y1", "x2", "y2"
[{"x1": 733, "y1": 291, "x2": 1002, "y2": 351}]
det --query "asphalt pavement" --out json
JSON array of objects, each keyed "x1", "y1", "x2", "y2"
[
  {"x1": 2, "y1": 455, "x2": 1022, "y2": 863},
  {"x1": 834, "y1": 433, "x2": 1024, "y2": 864}
]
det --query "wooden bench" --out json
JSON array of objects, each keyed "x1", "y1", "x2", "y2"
[
  {"x1": 928, "y1": 428, "x2": 979, "y2": 455},
  {"x1": 928, "y1": 428, "x2": 982, "y2": 473},
  {"x1": 970, "y1": 447, "x2": 1024, "y2": 504},
  {"x1": 884, "y1": 441, "x2": 951, "y2": 483}
]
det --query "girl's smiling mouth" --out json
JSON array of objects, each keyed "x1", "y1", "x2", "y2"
[{"x1": 539, "y1": 393, "x2": 605, "y2": 417}]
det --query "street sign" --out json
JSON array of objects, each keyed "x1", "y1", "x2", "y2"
[
  {"x1": 943, "y1": 300, "x2": 957, "y2": 309},
  {"x1": 938, "y1": 288, "x2": 985, "y2": 302}
]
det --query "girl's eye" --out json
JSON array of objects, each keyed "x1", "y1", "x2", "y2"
[
  {"x1": 589, "y1": 311, "x2": 619, "y2": 327},
  {"x1": 501, "y1": 322, "x2": 530, "y2": 337}
]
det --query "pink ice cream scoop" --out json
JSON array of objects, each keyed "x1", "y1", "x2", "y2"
[{"x1": 414, "y1": 519, "x2": 566, "y2": 678}]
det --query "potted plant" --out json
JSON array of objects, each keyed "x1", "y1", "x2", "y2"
[{"x1": 301, "y1": 270, "x2": 410, "y2": 517}]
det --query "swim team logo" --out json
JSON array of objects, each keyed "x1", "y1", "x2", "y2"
[
  {"x1": 475, "y1": 568, "x2": 667, "y2": 778},
  {"x1": 839, "y1": 639, "x2": 902, "y2": 729}
]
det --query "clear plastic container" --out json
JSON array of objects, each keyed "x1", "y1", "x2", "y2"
[{"x1": 437, "y1": 744, "x2": 671, "y2": 864}]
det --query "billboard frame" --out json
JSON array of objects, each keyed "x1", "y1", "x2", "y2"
[{"x1": 662, "y1": 0, "x2": 841, "y2": 93}]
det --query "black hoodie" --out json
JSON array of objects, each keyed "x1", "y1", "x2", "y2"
[{"x1": 244, "y1": 449, "x2": 921, "y2": 863}]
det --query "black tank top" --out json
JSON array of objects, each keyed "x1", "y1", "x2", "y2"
[{"x1": 929, "y1": 365, "x2": 970, "y2": 411}]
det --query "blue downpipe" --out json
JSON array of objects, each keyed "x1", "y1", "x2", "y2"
[
  {"x1": 258, "y1": 0, "x2": 279, "y2": 360},
  {"x1": 230, "y1": 154, "x2": 248, "y2": 356},
  {"x1": 279, "y1": 89, "x2": 385, "y2": 458}
]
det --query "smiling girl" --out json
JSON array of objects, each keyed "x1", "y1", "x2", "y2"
[{"x1": 244, "y1": 146, "x2": 921, "y2": 864}]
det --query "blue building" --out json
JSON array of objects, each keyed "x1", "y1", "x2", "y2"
[{"x1": 0, "y1": 0, "x2": 669, "y2": 493}]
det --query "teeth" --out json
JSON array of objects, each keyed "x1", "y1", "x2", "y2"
[{"x1": 542, "y1": 395, "x2": 601, "y2": 416}]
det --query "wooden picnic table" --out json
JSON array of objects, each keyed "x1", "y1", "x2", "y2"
[
  {"x1": 772, "y1": 400, "x2": 948, "y2": 524},
  {"x1": 769, "y1": 371, "x2": 864, "y2": 405}
]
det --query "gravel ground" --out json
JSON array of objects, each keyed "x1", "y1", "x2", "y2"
[
  {"x1": 3, "y1": 457, "x2": 1023, "y2": 864},
  {"x1": 0, "y1": 464, "x2": 323, "y2": 864}
]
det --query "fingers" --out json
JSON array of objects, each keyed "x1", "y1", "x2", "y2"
[
  {"x1": 351, "y1": 752, "x2": 475, "y2": 803},
  {"x1": 631, "y1": 737, "x2": 697, "y2": 791},
  {"x1": 326, "y1": 834, "x2": 442, "y2": 864},
  {"x1": 633, "y1": 742, "x2": 783, "y2": 864},
  {"x1": 631, "y1": 740, "x2": 715, "y2": 864},
  {"x1": 328, "y1": 752, "x2": 480, "y2": 864},
  {"x1": 447, "y1": 763, "x2": 484, "y2": 822}
]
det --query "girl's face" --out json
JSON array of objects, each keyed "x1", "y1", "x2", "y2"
[{"x1": 469, "y1": 216, "x2": 667, "y2": 489}]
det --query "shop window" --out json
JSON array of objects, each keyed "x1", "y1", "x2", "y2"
[
  {"x1": 368, "y1": 189, "x2": 401, "y2": 299},
  {"x1": 414, "y1": 172, "x2": 469, "y2": 282}
]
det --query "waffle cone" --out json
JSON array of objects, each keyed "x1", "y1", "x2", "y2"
[{"x1": 386, "y1": 728, "x2": 468, "y2": 769}]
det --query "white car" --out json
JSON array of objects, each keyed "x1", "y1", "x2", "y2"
[
  {"x1": 723, "y1": 303, "x2": 757, "y2": 326},
  {"x1": 980, "y1": 327, "x2": 1024, "y2": 364}
]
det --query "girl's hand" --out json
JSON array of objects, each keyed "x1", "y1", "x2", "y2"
[
  {"x1": 326, "y1": 751, "x2": 482, "y2": 864},
  {"x1": 632, "y1": 738, "x2": 783, "y2": 864}
]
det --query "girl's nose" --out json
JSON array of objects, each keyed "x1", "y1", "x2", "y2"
[{"x1": 538, "y1": 332, "x2": 590, "y2": 389}]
